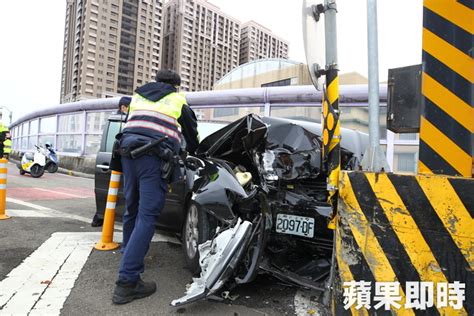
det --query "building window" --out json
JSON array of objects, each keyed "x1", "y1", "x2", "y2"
[
  {"x1": 398, "y1": 133, "x2": 418, "y2": 140},
  {"x1": 39, "y1": 116, "x2": 57, "y2": 134},
  {"x1": 213, "y1": 107, "x2": 239, "y2": 117},
  {"x1": 86, "y1": 112, "x2": 110, "y2": 134},
  {"x1": 397, "y1": 153, "x2": 417, "y2": 172},
  {"x1": 261, "y1": 78, "x2": 292, "y2": 87},
  {"x1": 57, "y1": 135, "x2": 82, "y2": 153},
  {"x1": 38, "y1": 135, "x2": 55, "y2": 148},
  {"x1": 58, "y1": 113, "x2": 83, "y2": 133},
  {"x1": 29, "y1": 119, "x2": 39, "y2": 135}
]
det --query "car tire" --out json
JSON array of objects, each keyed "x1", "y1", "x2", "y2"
[
  {"x1": 19, "y1": 169, "x2": 25, "y2": 175},
  {"x1": 30, "y1": 164, "x2": 45, "y2": 178},
  {"x1": 182, "y1": 202, "x2": 211, "y2": 276}
]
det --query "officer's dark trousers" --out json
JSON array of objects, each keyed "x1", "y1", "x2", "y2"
[{"x1": 118, "y1": 155, "x2": 167, "y2": 283}]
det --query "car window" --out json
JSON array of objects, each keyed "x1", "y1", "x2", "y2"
[
  {"x1": 103, "y1": 121, "x2": 224, "y2": 153},
  {"x1": 105, "y1": 121, "x2": 122, "y2": 153},
  {"x1": 197, "y1": 122, "x2": 226, "y2": 141}
]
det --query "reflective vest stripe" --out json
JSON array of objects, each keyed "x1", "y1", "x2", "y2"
[
  {"x1": 129, "y1": 93, "x2": 186, "y2": 128},
  {"x1": 124, "y1": 120, "x2": 181, "y2": 140},
  {"x1": 129, "y1": 110, "x2": 178, "y2": 126},
  {"x1": 3, "y1": 140, "x2": 11, "y2": 153}
]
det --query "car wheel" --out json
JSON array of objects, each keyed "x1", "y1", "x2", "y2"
[
  {"x1": 19, "y1": 169, "x2": 25, "y2": 175},
  {"x1": 182, "y1": 202, "x2": 210, "y2": 275},
  {"x1": 30, "y1": 164, "x2": 45, "y2": 178}
]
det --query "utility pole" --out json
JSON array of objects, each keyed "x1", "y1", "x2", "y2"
[
  {"x1": 303, "y1": 0, "x2": 340, "y2": 305},
  {"x1": 322, "y1": 0, "x2": 340, "y2": 202},
  {"x1": 321, "y1": 0, "x2": 340, "y2": 306},
  {"x1": 0, "y1": 107, "x2": 13, "y2": 126},
  {"x1": 360, "y1": 0, "x2": 390, "y2": 171}
]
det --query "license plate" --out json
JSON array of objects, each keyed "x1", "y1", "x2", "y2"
[{"x1": 275, "y1": 214, "x2": 315, "y2": 238}]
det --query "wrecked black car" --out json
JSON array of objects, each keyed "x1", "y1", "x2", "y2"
[{"x1": 173, "y1": 114, "x2": 368, "y2": 306}]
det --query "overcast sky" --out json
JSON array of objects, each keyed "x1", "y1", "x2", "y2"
[{"x1": 0, "y1": 0, "x2": 422, "y2": 122}]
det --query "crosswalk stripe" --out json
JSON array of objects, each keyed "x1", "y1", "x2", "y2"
[{"x1": 0, "y1": 233, "x2": 96, "y2": 314}]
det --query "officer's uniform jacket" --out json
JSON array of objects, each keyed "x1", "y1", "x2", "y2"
[{"x1": 121, "y1": 82, "x2": 199, "y2": 155}]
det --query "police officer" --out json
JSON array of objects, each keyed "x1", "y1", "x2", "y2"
[
  {"x1": 117, "y1": 96, "x2": 131, "y2": 115},
  {"x1": 112, "y1": 70, "x2": 199, "y2": 304},
  {"x1": 3, "y1": 132, "x2": 11, "y2": 159},
  {"x1": 0, "y1": 123, "x2": 9, "y2": 157}
]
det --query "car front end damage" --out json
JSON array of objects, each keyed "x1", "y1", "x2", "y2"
[{"x1": 172, "y1": 114, "x2": 363, "y2": 306}]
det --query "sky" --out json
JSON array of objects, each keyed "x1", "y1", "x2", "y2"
[{"x1": 0, "y1": 0, "x2": 422, "y2": 122}]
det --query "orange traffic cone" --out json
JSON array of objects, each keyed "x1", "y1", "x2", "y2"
[
  {"x1": 95, "y1": 170, "x2": 121, "y2": 250},
  {"x1": 0, "y1": 158, "x2": 10, "y2": 220}
]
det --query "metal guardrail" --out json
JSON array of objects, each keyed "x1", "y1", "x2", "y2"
[{"x1": 10, "y1": 84, "x2": 388, "y2": 128}]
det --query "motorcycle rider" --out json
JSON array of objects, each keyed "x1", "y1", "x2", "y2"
[{"x1": 112, "y1": 69, "x2": 199, "y2": 304}]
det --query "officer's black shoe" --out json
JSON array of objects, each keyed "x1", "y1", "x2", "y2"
[
  {"x1": 112, "y1": 278, "x2": 157, "y2": 305},
  {"x1": 91, "y1": 214, "x2": 103, "y2": 227}
]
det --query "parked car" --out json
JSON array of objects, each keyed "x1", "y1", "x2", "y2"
[{"x1": 95, "y1": 113, "x2": 368, "y2": 306}]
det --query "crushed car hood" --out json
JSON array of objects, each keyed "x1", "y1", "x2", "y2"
[
  {"x1": 197, "y1": 114, "x2": 368, "y2": 176},
  {"x1": 196, "y1": 114, "x2": 267, "y2": 160}
]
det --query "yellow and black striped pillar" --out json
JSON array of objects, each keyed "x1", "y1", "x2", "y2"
[
  {"x1": 323, "y1": 68, "x2": 341, "y2": 206},
  {"x1": 333, "y1": 171, "x2": 473, "y2": 315},
  {"x1": 419, "y1": 0, "x2": 473, "y2": 177}
]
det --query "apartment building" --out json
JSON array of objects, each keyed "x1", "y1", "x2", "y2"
[
  {"x1": 60, "y1": 0, "x2": 163, "y2": 103},
  {"x1": 162, "y1": 0, "x2": 241, "y2": 91},
  {"x1": 239, "y1": 20, "x2": 289, "y2": 65}
]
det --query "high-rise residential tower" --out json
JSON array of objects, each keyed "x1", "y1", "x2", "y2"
[
  {"x1": 162, "y1": 0, "x2": 241, "y2": 91},
  {"x1": 239, "y1": 20, "x2": 289, "y2": 65},
  {"x1": 60, "y1": 0, "x2": 163, "y2": 103}
]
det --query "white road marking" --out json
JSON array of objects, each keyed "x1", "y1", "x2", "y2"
[
  {"x1": 34, "y1": 187, "x2": 87, "y2": 199},
  {"x1": 5, "y1": 209, "x2": 54, "y2": 217},
  {"x1": 7, "y1": 197, "x2": 96, "y2": 224},
  {"x1": 0, "y1": 232, "x2": 96, "y2": 315},
  {"x1": 6, "y1": 197, "x2": 179, "y2": 244}
]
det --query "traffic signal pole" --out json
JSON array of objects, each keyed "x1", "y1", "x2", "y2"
[
  {"x1": 321, "y1": 0, "x2": 340, "y2": 306},
  {"x1": 360, "y1": 0, "x2": 390, "y2": 171},
  {"x1": 322, "y1": 0, "x2": 341, "y2": 206}
]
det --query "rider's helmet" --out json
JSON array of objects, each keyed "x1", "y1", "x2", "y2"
[{"x1": 45, "y1": 142, "x2": 52, "y2": 149}]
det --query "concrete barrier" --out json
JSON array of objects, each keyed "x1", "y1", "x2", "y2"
[{"x1": 333, "y1": 171, "x2": 473, "y2": 315}]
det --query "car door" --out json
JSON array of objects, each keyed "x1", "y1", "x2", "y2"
[
  {"x1": 94, "y1": 117, "x2": 184, "y2": 233},
  {"x1": 94, "y1": 119, "x2": 125, "y2": 216}
]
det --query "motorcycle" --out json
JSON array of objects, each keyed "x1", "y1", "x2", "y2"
[
  {"x1": 18, "y1": 145, "x2": 46, "y2": 178},
  {"x1": 42, "y1": 144, "x2": 59, "y2": 173}
]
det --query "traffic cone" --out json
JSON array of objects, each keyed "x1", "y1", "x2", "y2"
[
  {"x1": 95, "y1": 170, "x2": 121, "y2": 250},
  {"x1": 0, "y1": 158, "x2": 10, "y2": 220}
]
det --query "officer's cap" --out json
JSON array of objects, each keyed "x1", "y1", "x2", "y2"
[
  {"x1": 119, "y1": 96, "x2": 132, "y2": 106},
  {"x1": 155, "y1": 69, "x2": 181, "y2": 86}
]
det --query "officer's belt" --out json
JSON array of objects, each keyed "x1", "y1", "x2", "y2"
[{"x1": 119, "y1": 136, "x2": 171, "y2": 160}]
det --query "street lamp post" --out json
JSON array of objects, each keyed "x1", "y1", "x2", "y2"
[{"x1": 0, "y1": 107, "x2": 13, "y2": 126}]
